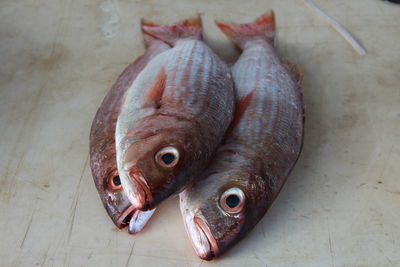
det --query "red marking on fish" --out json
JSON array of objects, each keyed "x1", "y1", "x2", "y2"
[
  {"x1": 142, "y1": 67, "x2": 167, "y2": 109},
  {"x1": 225, "y1": 90, "x2": 255, "y2": 137}
]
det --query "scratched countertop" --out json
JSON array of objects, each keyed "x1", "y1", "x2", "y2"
[{"x1": 1, "y1": 0, "x2": 399, "y2": 266}]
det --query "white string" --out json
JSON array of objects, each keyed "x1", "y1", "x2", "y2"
[{"x1": 304, "y1": 0, "x2": 367, "y2": 55}]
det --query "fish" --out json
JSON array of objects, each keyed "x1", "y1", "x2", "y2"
[
  {"x1": 89, "y1": 30, "x2": 170, "y2": 234},
  {"x1": 180, "y1": 11, "x2": 304, "y2": 260},
  {"x1": 115, "y1": 16, "x2": 235, "y2": 211}
]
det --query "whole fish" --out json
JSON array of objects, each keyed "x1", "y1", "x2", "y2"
[
  {"x1": 90, "y1": 31, "x2": 170, "y2": 233},
  {"x1": 180, "y1": 11, "x2": 304, "y2": 260},
  {"x1": 115, "y1": 16, "x2": 235, "y2": 211}
]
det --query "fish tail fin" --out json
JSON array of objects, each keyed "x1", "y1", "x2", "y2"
[
  {"x1": 141, "y1": 15, "x2": 202, "y2": 46},
  {"x1": 215, "y1": 11, "x2": 275, "y2": 50},
  {"x1": 141, "y1": 19, "x2": 161, "y2": 48},
  {"x1": 141, "y1": 20, "x2": 172, "y2": 48},
  {"x1": 142, "y1": 29, "x2": 157, "y2": 48}
]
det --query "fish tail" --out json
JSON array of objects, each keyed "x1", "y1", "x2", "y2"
[
  {"x1": 141, "y1": 19, "x2": 162, "y2": 48},
  {"x1": 141, "y1": 15, "x2": 202, "y2": 46},
  {"x1": 142, "y1": 31, "x2": 158, "y2": 48},
  {"x1": 215, "y1": 11, "x2": 275, "y2": 50},
  {"x1": 141, "y1": 20, "x2": 172, "y2": 48}
]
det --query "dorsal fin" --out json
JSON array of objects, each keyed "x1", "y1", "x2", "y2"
[
  {"x1": 142, "y1": 67, "x2": 167, "y2": 109},
  {"x1": 282, "y1": 60, "x2": 305, "y2": 126},
  {"x1": 282, "y1": 59, "x2": 302, "y2": 84},
  {"x1": 225, "y1": 90, "x2": 255, "y2": 137}
]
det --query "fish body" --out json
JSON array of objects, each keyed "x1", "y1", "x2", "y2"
[
  {"x1": 115, "y1": 17, "x2": 235, "y2": 211},
  {"x1": 180, "y1": 11, "x2": 304, "y2": 260},
  {"x1": 89, "y1": 32, "x2": 169, "y2": 233}
]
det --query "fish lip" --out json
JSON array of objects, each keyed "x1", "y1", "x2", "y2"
[
  {"x1": 127, "y1": 208, "x2": 156, "y2": 234},
  {"x1": 116, "y1": 205, "x2": 136, "y2": 229},
  {"x1": 115, "y1": 205, "x2": 155, "y2": 233},
  {"x1": 193, "y1": 215, "x2": 218, "y2": 261},
  {"x1": 129, "y1": 169, "x2": 153, "y2": 210}
]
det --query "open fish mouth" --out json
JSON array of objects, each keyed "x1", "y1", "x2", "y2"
[
  {"x1": 116, "y1": 205, "x2": 136, "y2": 229},
  {"x1": 116, "y1": 205, "x2": 155, "y2": 234},
  {"x1": 185, "y1": 215, "x2": 218, "y2": 261}
]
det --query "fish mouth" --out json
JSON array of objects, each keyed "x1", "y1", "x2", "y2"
[
  {"x1": 116, "y1": 205, "x2": 156, "y2": 234},
  {"x1": 116, "y1": 205, "x2": 136, "y2": 229},
  {"x1": 127, "y1": 208, "x2": 156, "y2": 234},
  {"x1": 191, "y1": 215, "x2": 218, "y2": 261},
  {"x1": 129, "y1": 169, "x2": 153, "y2": 210}
]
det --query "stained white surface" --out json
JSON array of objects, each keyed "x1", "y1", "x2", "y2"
[{"x1": 1, "y1": 0, "x2": 399, "y2": 266}]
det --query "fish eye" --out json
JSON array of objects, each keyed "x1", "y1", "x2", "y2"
[
  {"x1": 113, "y1": 176, "x2": 121, "y2": 186},
  {"x1": 219, "y1": 187, "x2": 245, "y2": 214},
  {"x1": 155, "y1": 146, "x2": 179, "y2": 168},
  {"x1": 226, "y1": 194, "x2": 240, "y2": 208},
  {"x1": 109, "y1": 174, "x2": 122, "y2": 190}
]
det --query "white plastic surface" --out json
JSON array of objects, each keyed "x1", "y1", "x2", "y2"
[{"x1": 0, "y1": 0, "x2": 399, "y2": 266}]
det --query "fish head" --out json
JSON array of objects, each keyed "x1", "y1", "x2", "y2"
[
  {"x1": 91, "y1": 154, "x2": 156, "y2": 233},
  {"x1": 180, "y1": 169, "x2": 269, "y2": 260},
  {"x1": 90, "y1": 148, "x2": 140, "y2": 229},
  {"x1": 118, "y1": 128, "x2": 190, "y2": 210}
]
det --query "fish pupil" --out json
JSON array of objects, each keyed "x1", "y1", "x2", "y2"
[
  {"x1": 226, "y1": 194, "x2": 240, "y2": 208},
  {"x1": 113, "y1": 176, "x2": 121, "y2": 186},
  {"x1": 161, "y1": 153, "x2": 175, "y2": 165}
]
